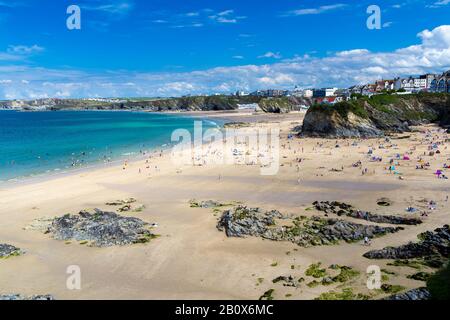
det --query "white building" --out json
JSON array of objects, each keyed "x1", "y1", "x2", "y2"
[{"x1": 303, "y1": 89, "x2": 313, "y2": 98}]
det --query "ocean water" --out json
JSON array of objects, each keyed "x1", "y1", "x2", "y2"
[{"x1": 0, "y1": 110, "x2": 222, "y2": 182}]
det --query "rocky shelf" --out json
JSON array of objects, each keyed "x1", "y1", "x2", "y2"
[
  {"x1": 363, "y1": 225, "x2": 450, "y2": 260},
  {"x1": 0, "y1": 244, "x2": 23, "y2": 259},
  {"x1": 384, "y1": 287, "x2": 431, "y2": 300},
  {"x1": 41, "y1": 209, "x2": 157, "y2": 247},
  {"x1": 216, "y1": 206, "x2": 403, "y2": 247},
  {"x1": 313, "y1": 201, "x2": 422, "y2": 225}
]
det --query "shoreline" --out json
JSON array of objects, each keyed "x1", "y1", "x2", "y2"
[{"x1": 0, "y1": 110, "x2": 228, "y2": 188}]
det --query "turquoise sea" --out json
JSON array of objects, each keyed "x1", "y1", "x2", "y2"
[{"x1": 0, "y1": 110, "x2": 221, "y2": 182}]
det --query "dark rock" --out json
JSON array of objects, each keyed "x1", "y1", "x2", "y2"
[
  {"x1": 45, "y1": 209, "x2": 156, "y2": 247},
  {"x1": 216, "y1": 206, "x2": 285, "y2": 238},
  {"x1": 384, "y1": 287, "x2": 431, "y2": 300},
  {"x1": 0, "y1": 244, "x2": 22, "y2": 258},
  {"x1": 377, "y1": 198, "x2": 392, "y2": 206},
  {"x1": 272, "y1": 275, "x2": 298, "y2": 287},
  {"x1": 313, "y1": 201, "x2": 422, "y2": 225},
  {"x1": 217, "y1": 206, "x2": 402, "y2": 247},
  {"x1": 363, "y1": 225, "x2": 450, "y2": 260}
]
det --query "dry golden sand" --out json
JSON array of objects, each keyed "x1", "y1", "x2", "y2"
[{"x1": 0, "y1": 112, "x2": 449, "y2": 300}]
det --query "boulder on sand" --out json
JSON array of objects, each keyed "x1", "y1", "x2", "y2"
[
  {"x1": 44, "y1": 209, "x2": 157, "y2": 247},
  {"x1": 0, "y1": 244, "x2": 22, "y2": 258}
]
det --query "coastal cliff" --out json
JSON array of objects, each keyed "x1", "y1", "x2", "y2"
[
  {"x1": 0, "y1": 95, "x2": 312, "y2": 113},
  {"x1": 301, "y1": 93, "x2": 450, "y2": 138}
]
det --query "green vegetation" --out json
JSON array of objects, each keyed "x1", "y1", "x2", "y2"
[
  {"x1": 368, "y1": 94, "x2": 400, "y2": 113},
  {"x1": 380, "y1": 284, "x2": 406, "y2": 294},
  {"x1": 387, "y1": 259, "x2": 423, "y2": 269},
  {"x1": 259, "y1": 289, "x2": 275, "y2": 301},
  {"x1": 387, "y1": 256, "x2": 447, "y2": 270},
  {"x1": 426, "y1": 263, "x2": 450, "y2": 300},
  {"x1": 0, "y1": 250, "x2": 22, "y2": 259},
  {"x1": 331, "y1": 266, "x2": 360, "y2": 283},
  {"x1": 407, "y1": 272, "x2": 432, "y2": 282},
  {"x1": 305, "y1": 262, "x2": 327, "y2": 278},
  {"x1": 381, "y1": 268, "x2": 397, "y2": 275},
  {"x1": 315, "y1": 288, "x2": 370, "y2": 300},
  {"x1": 307, "y1": 280, "x2": 320, "y2": 288},
  {"x1": 309, "y1": 100, "x2": 368, "y2": 119}
]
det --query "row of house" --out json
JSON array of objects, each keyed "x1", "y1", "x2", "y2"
[
  {"x1": 233, "y1": 69, "x2": 450, "y2": 106},
  {"x1": 350, "y1": 70, "x2": 450, "y2": 96}
]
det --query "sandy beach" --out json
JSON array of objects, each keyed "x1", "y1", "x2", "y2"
[{"x1": 0, "y1": 111, "x2": 449, "y2": 300}]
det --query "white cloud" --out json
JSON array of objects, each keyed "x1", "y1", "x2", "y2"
[
  {"x1": 209, "y1": 9, "x2": 245, "y2": 24},
  {"x1": 7, "y1": 44, "x2": 44, "y2": 55},
  {"x1": 258, "y1": 51, "x2": 282, "y2": 59},
  {"x1": 287, "y1": 4, "x2": 347, "y2": 16},
  {"x1": 427, "y1": 0, "x2": 450, "y2": 8},
  {"x1": 82, "y1": 0, "x2": 134, "y2": 16},
  {"x1": 3, "y1": 25, "x2": 450, "y2": 99},
  {"x1": 336, "y1": 49, "x2": 370, "y2": 57}
]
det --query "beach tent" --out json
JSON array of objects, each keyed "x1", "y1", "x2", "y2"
[{"x1": 403, "y1": 155, "x2": 410, "y2": 160}]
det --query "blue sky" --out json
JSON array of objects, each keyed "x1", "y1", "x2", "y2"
[{"x1": 1, "y1": 0, "x2": 450, "y2": 98}]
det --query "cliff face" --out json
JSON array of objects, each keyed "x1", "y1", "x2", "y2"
[
  {"x1": 301, "y1": 93, "x2": 450, "y2": 138},
  {"x1": 257, "y1": 96, "x2": 311, "y2": 113},
  {"x1": 1, "y1": 95, "x2": 312, "y2": 113}
]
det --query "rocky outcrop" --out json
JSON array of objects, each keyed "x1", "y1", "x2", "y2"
[
  {"x1": 302, "y1": 103, "x2": 383, "y2": 138},
  {"x1": 216, "y1": 206, "x2": 403, "y2": 247},
  {"x1": 313, "y1": 201, "x2": 422, "y2": 225},
  {"x1": 0, "y1": 244, "x2": 22, "y2": 258},
  {"x1": 384, "y1": 287, "x2": 431, "y2": 300},
  {"x1": 301, "y1": 93, "x2": 450, "y2": 138},
  {"x1": 363, "y1": 225, "x2": 450, "y2": 259},
  {"x1": 44, "y1": 209, "x2": 157, "y2": 247},
  {"x1": 257, "y1": 96, "x2": 311, "y2": 113},
  {"x1": 217, "y1": 206, "x2": 286, "y2": 238},
  {"x1": 2, "y1": 95, "x2": 313, "y2": 113},
  {"x1": 0, "y1": 294, "x2": 54, "y2": 300}
]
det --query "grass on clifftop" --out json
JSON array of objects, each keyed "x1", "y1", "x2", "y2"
[{"x1": 309, "y1": 100, "x2": 369, "y2": 119}]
